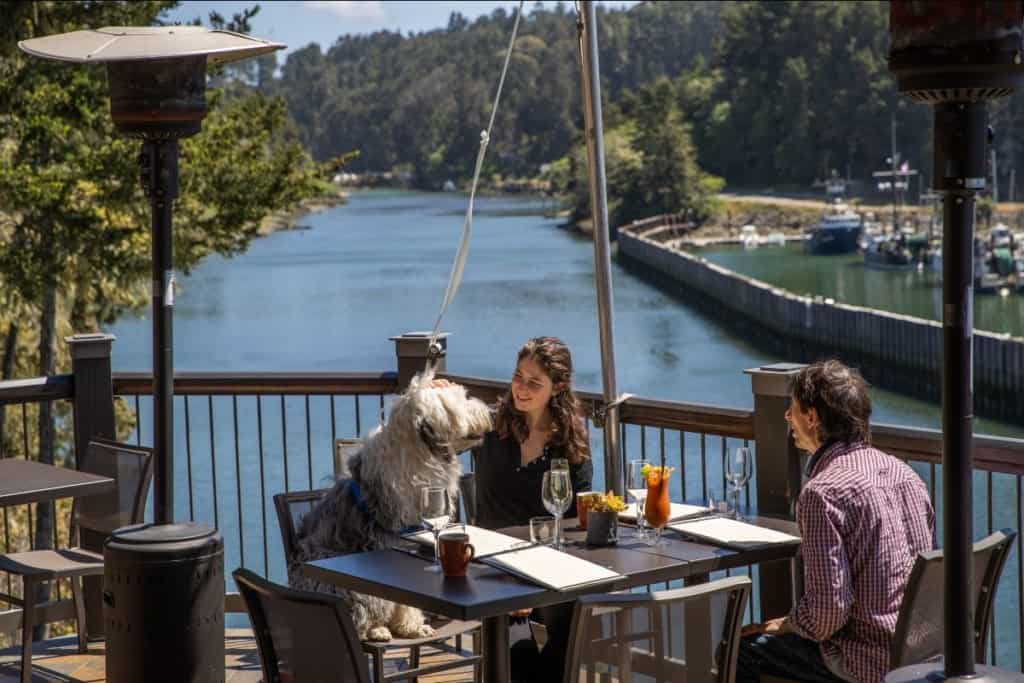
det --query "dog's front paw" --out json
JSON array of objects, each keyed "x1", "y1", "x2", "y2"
[
  {"x1": 414, "y1": 623, "x2": 436, "y2": 639},
  {"x1": 365, "y1": 625, "x2": 393, "y2": 642}
]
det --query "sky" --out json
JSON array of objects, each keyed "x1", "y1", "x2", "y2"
[{"x1": 165, "y1": 1, "x2": 638, "y2": 57}]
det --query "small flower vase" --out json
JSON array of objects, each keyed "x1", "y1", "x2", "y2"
[{"x1": 586, "y1": 509, "x2": 619, "y2": 546}]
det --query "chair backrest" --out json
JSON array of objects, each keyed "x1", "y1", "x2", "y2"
[
  {"x1": 890, "y1": 528, "x2": 1016, "y2": 668},
  {"x1": 333, "y1": 438, "x2": 363, "y2": 478},
  {"x1": 459, "y1": 472, "x2": 476, "y2": 525},
  {"x1": 234, "y1": 568, "x2": 370, "y2": 683},
  {"x1": 972, "y1": 529, "x2": 1016, "y2": 662},
  {"x1": 73, "y1": 439, "x2": 154, "y2": 537},
  {"x1": 273, "y1": 489, "x2": 328, "y2": 561},
  {"x1": 564, "y1": 575, "x2": 751, "y2": 683}
]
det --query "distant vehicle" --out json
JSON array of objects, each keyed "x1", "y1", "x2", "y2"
[{"x1": 805, "y1": 199, "x2": 863, "y2": 255}]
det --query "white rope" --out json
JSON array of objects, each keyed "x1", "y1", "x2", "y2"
[{"x1": 426, "y1": 0, "x2": 525, "y2": 366}]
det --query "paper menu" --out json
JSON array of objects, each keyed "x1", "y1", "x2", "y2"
[
  {"x1": 618, "y1": 502, "x2": 713, "y2": 524},
  {"x1": 668, "y1": 517, "x2": 800, "y2": 549},
  {"x1": 402, "y1": 525, "x2": 527, "y2": 559},
  {"x1": 480, "y1": 544, "x2": 623, "y2": 591}
]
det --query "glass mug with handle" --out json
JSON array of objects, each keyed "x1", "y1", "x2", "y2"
[
  {"x1": 542, "y1": 469, "x2": 573, "y2": 550},
  {"x1": 420, "y1": 485, "x2": 451, "y2": 573},
  {"x1": 438, "y1": 523, "x2": 475, "y2": 577}
]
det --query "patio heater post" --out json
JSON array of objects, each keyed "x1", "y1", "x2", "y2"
[
  {"x1": 141, "y1": 137, "x2": 179, "y2": 524},
  {"x1": 578, "y1": 0, "x2": 623, "y2": 495},
  {"x1": 887, "y1": 3, "x2": 1024, "y2": 681},
  {"x1": 19, "y1": 28, "x2": 284, "y2": 526}
]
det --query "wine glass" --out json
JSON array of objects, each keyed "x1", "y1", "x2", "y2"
[
  {"x1": 542, "y1": 469, "x2": 573, "y2": 549},
  {"x1": 626, "y1": 460, "x2": 649, "y2": 539},
  {"x1": 726, "y1": 447, "x2": 753, "y2": 521},
  {"x1": 420, "y1": 486, "x2": 451, "y2": 573}
]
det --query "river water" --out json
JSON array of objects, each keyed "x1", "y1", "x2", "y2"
[
  {"x1": 697, "y1": 241, "x2": 1024, "y2": 338},
  {"x1": 106, "y1": 190, "x2": 1024, "y2": 660}
]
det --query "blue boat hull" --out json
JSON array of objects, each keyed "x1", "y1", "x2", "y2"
[{"x1": 805, "y1": 226, "x2": 862, "y2": 255}]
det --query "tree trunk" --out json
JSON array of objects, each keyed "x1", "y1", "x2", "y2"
[
  {"x1": 0, "y1": 323, "x2": 18, "y2": 457},
  {"x1": 32, "y1": 280, "x2": 57, "y2": 641}
]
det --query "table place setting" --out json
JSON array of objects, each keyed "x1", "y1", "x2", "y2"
[
  {"x1": 401, "y1": 522, "x2": 625, "y2": 591},
  {"x1": 667, "y1": 516, "x2": 801, "y2": 550}
]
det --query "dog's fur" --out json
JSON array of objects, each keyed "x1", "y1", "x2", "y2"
[{"x1": 287, "y1": 370, "x2": 492, "y2": 641}]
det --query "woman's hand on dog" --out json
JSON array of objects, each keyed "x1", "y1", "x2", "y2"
[{"x1": 430, "y1": 379, "x2": 457, "y2": 389}]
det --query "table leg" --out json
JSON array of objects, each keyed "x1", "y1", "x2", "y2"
[{"x1": 482, "y1": 613, "x2": 511, "y2": 683}]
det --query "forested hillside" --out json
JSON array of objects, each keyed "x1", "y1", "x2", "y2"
[{"x1": 264, "y1": 1, "x2": 1024, "y2": 208}]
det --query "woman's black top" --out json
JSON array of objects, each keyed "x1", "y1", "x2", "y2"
[{"x1": 471, "y1": 429, "x2": 594, "y2": 530}]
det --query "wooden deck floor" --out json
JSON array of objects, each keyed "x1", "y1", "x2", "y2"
[{"x1": 0, "y1": 629, "x2": 479, "y2": 682}]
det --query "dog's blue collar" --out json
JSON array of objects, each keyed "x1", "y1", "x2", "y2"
[{"x1": 345, "y1": 479, "x2": 422, "y2": 536}]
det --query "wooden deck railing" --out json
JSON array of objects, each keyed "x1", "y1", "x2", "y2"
[{"x1": 1, "y1": 335, "x2": 1023, "y2": 667}]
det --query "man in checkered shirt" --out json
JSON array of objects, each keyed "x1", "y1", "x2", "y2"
[{"x1": 737, "y1": 360, "x2": 934, "y2": 683}]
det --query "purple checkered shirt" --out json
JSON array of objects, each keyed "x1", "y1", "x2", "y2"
[{"x1": 788, "y1": 441, "x2": 934, "y2": 683}]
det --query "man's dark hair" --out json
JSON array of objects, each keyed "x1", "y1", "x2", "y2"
[{"x1": 791, "y1": 360, "x2": 872, "y2": 444}]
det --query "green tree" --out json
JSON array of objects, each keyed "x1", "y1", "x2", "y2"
[{"x1": 0, "y1": 1, "x2": 322, "y2": 632}]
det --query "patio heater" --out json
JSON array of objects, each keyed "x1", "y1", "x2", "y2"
[
  {"x1": 887, "y1": 3, "x2": 1024, "y2": 682},
  {"x1": 19, "y1": 27, "x2": 284, "y2": 524}
]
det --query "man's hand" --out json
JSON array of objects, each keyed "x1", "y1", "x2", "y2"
[
  {"x1": 509, "y1": 608, "x2": 532, "y2": 618},
  {"x1": 740, "y1": 616, "x2": 789, "y2": 638}
]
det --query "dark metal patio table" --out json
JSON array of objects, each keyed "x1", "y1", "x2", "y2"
[
  {"x1": 304, "y1": 517, "x2": 800, "y2": 682},
  {"x1": 0, "y1": 458, "x2": 115, "y2": 507}
]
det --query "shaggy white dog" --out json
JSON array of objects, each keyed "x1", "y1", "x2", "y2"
[{"x1": 287, "y1": 370, "x2": 492, "y2": 641}]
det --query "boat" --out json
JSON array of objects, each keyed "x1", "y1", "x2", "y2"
[
  {"x1": 805, "y1": 199, "x2": 863, "y2": 255},
  {"x1": 864, "y1": 234, "x2": 915, "y2": 270},
  {"x1": 765, "y1": 231, "x2": 786, "y2": 247},
  {"x1": 740, "y1": 224, "x2": 759, "y2": 249}
]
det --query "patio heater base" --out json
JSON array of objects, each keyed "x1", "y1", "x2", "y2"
[{"x1": 886, "y1": 662, "x2": 1024, "y2": 682}]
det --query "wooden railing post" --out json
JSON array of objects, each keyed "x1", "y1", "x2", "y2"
[
  {"x1": 66, "y1": 332, "x2": 117, "y2": 641},
  {"x1": 746, "y1": 362, "x2": 806, "y2": 620},
  {"x1": 391, "y1": 332, "x2": 448, "y2": 391}
]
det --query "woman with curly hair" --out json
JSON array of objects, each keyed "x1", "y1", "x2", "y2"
[{"x1": 470, "y1": 336, "x2": 592, "y2": 683}]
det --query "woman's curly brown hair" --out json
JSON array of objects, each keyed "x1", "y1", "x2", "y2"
[{"x1": 494, "y1": 337, "x2": 590, "y2": 465}]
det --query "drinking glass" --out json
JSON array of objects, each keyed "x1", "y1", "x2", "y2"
[
  {"x1": 726, "y1": 446, "x2": 753, "y2": 521},
  {"x1": 529, "y1": 515, "x2": 557, "y2": 545},
  {"x1": 644, "y1": 466, "x2": 672, "y2": 546},
  {"x1": 420, "y1": 486, "x2": 451, "y2": 573},
  {"x1": 542, "y1": 470, "x2": 573, "y2": 549},
  {"x1": 626, "y1": 460, "x2": 649, "y2": 539},
  {"x1": 550, "y1": 457, "x2": 569, "y2": 472}
]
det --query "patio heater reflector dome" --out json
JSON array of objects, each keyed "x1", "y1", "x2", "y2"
[
  {"x1": 19, "y1": 27, "x2": 284, "y2": 138},
  {"x1": 18, "y1": 26, "x2": 285, "y2": 527}
]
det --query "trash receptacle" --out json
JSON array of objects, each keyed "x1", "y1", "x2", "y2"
[{"x1": 104, "y1": 523, "x2": 224, "y2": 682}]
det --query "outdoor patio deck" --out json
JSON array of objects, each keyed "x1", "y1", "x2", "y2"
[{"x1": 0, "y1": 630, "x2": 479, "y2": 682}]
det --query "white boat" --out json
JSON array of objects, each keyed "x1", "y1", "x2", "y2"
[{"x1": 740, "y1": 224, "x2": 759, "y2": 249}]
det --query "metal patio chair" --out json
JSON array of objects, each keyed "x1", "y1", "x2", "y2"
[
  {"x1": 762, "y1": 528, "x2": 1017, "y2": 683},
  {"x1": 333, "y1": 437, "x2": 363, "y2": 479},
  {"x1": 234, "y1": 567, "x2": 371, "y2": 683},
  {"x1": 890, "y1": 528, "x2": 1016, "y2": 669},
  {"x1": 564, "y1": 575, "x2": 751, "y2": 683},
  {"x1": 273, "y1": 489, "x2": 482, "y2": 682},
  {"x1": 0, "y1": 439, "x2": 153, "y2": 683}
]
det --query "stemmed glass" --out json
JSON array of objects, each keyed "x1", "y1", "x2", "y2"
[
  {"x1": 726, "y1": 447, "x2": 753, "y2": 521},
  {"x1": 420, "y1": 486, "x2": 451, "y2": 573},
  {"x1": 627, "y1": 460, "x2": 649, "y2": 540},
  {"x1": 542, "y1": 469, "x2": 573, "y2": 550}
]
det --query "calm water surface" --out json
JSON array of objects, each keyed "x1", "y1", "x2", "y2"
[
  {"x1": 106, "y1": 191, "x2": 1024, "y2": 658},
  {"x1": 696, "y1": 242, "x2": 1024, "y2": 338}
]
